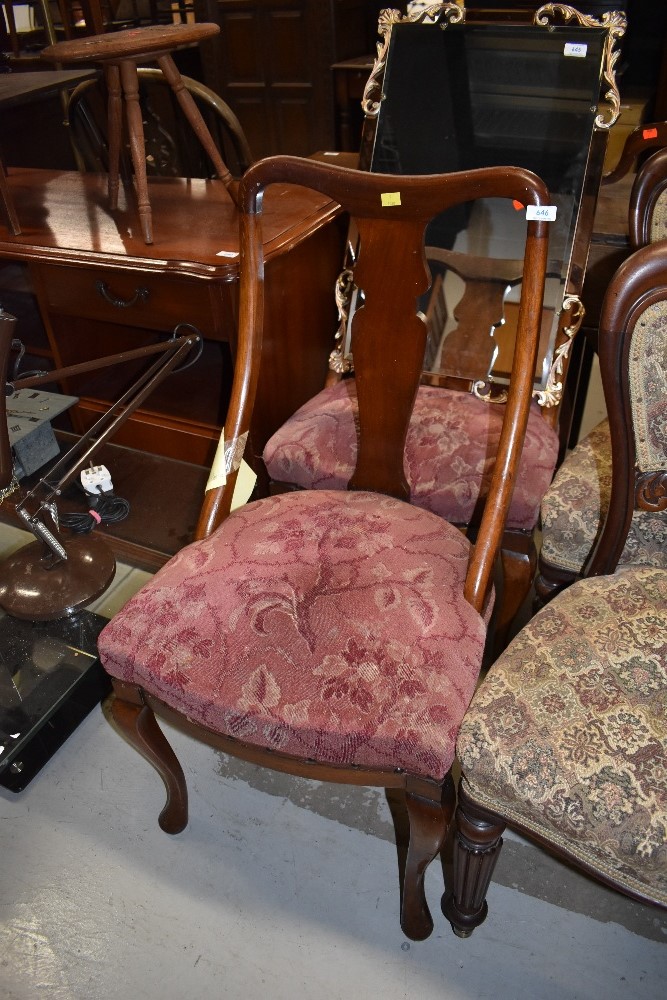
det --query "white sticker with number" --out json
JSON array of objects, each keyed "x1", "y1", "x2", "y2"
[
  {"x1": 526, "y1": 205, "x2": 558, "y2": 222},
  {"x1": 564, "y1": 42, "x2": 587, "y2": 58}
]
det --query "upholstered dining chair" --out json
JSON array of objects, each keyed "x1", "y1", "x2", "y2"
[
  {"x1": 263, "y1": 235, "x2": 561, "y2": 653},
  {"x1": 97, "y1": 154, "x2": 550, "y2": 941},
  {"x1": 442, "y1": 237, "x2": 667, "y2": 937},
  {"x1": 535, "y1": 146, "x2": 667, "y2": 605}
]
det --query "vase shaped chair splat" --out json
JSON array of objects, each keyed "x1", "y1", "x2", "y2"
[
  {"x1": 97, "y1": 155, "x2": 550, "y2": 941},
  {"x1": 536, "y1": 145, "x2": 667, "y2": 606},
  {"x1": 443, "y1": 238, "x2": 667, "y2": 939}
]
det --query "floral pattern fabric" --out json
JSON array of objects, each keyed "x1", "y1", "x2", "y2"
[
  {"x1": 457, "y1": 566, "x2": 667, "y2": 905},
  {"x1": 540, "y1": 419, "x2": 667, "y2": 575},
  {"x1": 263, "y1": 381, "x2": 560, "y2": 532},
  {"x1": 649, "y1": 191, "x2": 667, "y2": 242},
  {"x1": 628, "y1": 299, "x2": 667, "y2": 471},
  {"x1": 99, "y1": 489, "x2": 488, "y2": 780}
]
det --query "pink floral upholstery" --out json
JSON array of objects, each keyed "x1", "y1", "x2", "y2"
[
  {"x1": 263, "y1": 381, "x2": 560, "y2": 532},
  {"x1": 457, "y1": 566, "x2": 667, "y2": 905},
  {"x1": 99, "y1": 490, "x2": 488, "y2": 780}
]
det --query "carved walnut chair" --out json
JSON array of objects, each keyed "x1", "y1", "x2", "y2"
[
  {"x1": 97, "y1": 154, "x2": 550, "y2": 941},
  {"x1": 442, "y1": 237, "x2": 667, "y2": 937},
  {"x1": 536, "y1": 146, "x2": 667, "y2": 606}
]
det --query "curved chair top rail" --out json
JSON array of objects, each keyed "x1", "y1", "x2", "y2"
[{"x1": 199, "y1": 154, "x2": 550, "y2": 614}]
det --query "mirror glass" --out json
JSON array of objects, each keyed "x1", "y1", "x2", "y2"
[{"x1": 365, "y1": 15, "x2": 610, "y2": 393}]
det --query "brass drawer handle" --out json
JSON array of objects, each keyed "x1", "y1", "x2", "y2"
[{"x1": 95, "y1": 280, "x2": 150, "y2": 309}]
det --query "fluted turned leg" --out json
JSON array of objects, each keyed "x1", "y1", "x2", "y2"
[
  {"x1": 119, "y1": 59, "x2": 153, "y2": 244},
  {"x1": 111, "y1": 681, "x2": 188, "y2": 834},
  {"x1": 441, "y1": 782, "x2": 505, "y2": 937},
  {"x1": 401, "y1": 773, "x2": 455, "y2": 941}
]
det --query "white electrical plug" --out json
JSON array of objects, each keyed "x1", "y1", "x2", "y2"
[{"x1": 81, "y1": 465, "x2": 114, "y2": 495}]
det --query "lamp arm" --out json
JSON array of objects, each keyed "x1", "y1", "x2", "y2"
[{"x1": 14, "y1": 331, "x2": 200, "y2": 562}]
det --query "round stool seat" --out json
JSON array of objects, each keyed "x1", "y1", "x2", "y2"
[
  {"x1": 41, "y1": 23, "x2": 220, "y2": 65},
  {"x1": 40, "y1": 22, "x2": 235, "y2": 245}
]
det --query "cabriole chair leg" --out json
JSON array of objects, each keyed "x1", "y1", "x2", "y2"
[
  {"x1": 111, "y1": 681, "x2": 188, "y2": 835},
  {"x1": 401, "y1": 773, "x2": 455, "y2": 940}
]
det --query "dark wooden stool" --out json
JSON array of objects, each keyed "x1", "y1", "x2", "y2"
[{"x1": 41, "y1": 23, "x2": 239, "y2": 244}]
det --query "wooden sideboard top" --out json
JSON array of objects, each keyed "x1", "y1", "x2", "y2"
[{"x1": 0, "y1": 168, "x2": 341, "y2": 279}]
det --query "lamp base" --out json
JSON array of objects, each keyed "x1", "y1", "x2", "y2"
[{"x1": 0, "y1": 536, "x2": 116, "y2": 620}]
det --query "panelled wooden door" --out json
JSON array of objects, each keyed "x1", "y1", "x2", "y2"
[{"x1": 194, "y1": 1, "x2": 383, "y2": 157}]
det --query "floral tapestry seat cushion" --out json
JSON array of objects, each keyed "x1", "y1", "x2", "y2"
[
  {"x1": 264, "y1": 381, "x2": 560, "y2": 533},
  {"x1": 99, "y1": 489, "x2": 488, "y2": 780},
  {"x1": 540, "y1": 418, "x2": 667, "y2": 575},
  {"x1": 457, "y1": 566, "x2": 667, "y2": 905}
]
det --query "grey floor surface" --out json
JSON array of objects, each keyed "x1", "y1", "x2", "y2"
[{"x1": 1, "y1": 701, "x2": 665, "y2": 1000}]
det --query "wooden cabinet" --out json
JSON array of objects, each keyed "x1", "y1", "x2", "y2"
[
  {"x1": 1, "y1": 168, "x2": 346, "y2": 468},
  {"x1": 193, "y1": 0, "x2": 383, "y2": 157}
]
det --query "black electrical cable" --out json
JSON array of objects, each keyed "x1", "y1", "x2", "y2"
[{"x1": 60, "y1": 492, "x2": 131, "y2": 534}]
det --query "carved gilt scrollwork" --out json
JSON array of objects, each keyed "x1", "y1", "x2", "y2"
[
  {"x1": 362, "y1": 4, "x2": 465, "y2": 118},
  {"x1": 636, "y1": 471, "x2": 667, "y2": 512},
  {"x1": 472, "y1": 381, "x2": 508, "y2": 404},
  {"x1": 328, "y1": 267, "x2": 356, "y2": 374},
  {"x1": 533, "y1": 294, "x2": 585, "y2": 407},
  {"x1": 534, "y1": 4, "x2": 627, "y2": 129}
]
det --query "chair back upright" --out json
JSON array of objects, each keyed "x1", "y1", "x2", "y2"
[
  {"x1": 198, "y1": 155, "x2": 550, "y2": 614},
  {"x1": 629, "y1": 146, "x2": 667, "y2": 249},
  {"x1": 588, "y1": 239, "x2": 667, "y2": 577}
]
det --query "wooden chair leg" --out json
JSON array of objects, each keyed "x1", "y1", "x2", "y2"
[
  {"x1": 111, "y1": 682, "x2": 188, "y2": 834},
  {"x1": 401, "y1": 773, "x2": 455, "y2": 941},
  {"x1": 441, "y1": 782, "x2": 505, "y2": 938},
  {"x1": 492, "y1": 534, "x2": 536, "y2": 655},
  {"x1": 534, "y1": 556, "x2": 578, "y2": 611}
]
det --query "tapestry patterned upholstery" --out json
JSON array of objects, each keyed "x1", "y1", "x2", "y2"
[
  {"x1": 99, "y1": 489, "x2": 488, "y2": 780},
  {"x1": 649, "y1": 190, "x2": 667, "y2": 242},
  {"x1": 457, "y1": 566, "x2": 667, "y2": 906},
  {"x1": 540, "y1": 419, "x2": 667, "y2": 575},
  {"x1": 628, "y1": 299, "x2": 667, "y2": 471},
  {"x1": 264, "y1": 381, "x2": 560, "y2": 532}
]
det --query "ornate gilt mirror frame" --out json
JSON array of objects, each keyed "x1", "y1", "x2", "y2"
[{"x1": 330, "y1": 3, "x2": 627, "y2": 413}]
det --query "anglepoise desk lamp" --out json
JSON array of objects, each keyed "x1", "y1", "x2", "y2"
[{"x1": 0, "y1": 305, "x2": 200, "y2": 620}]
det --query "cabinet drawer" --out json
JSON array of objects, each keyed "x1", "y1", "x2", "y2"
[{"x1": 35, "y1": 264, "x2": 218, "y2": 334}]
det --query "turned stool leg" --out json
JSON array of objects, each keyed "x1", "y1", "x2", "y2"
[
  {"x1": 106, "y1": 64, "x2": 123, "y2": 212},
  {"x1": 157, "y1": 53, "x2": 239, "y2": 206},
  {"x1": 119, "y1": 59, "x2": 154, "y2": 244}
]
